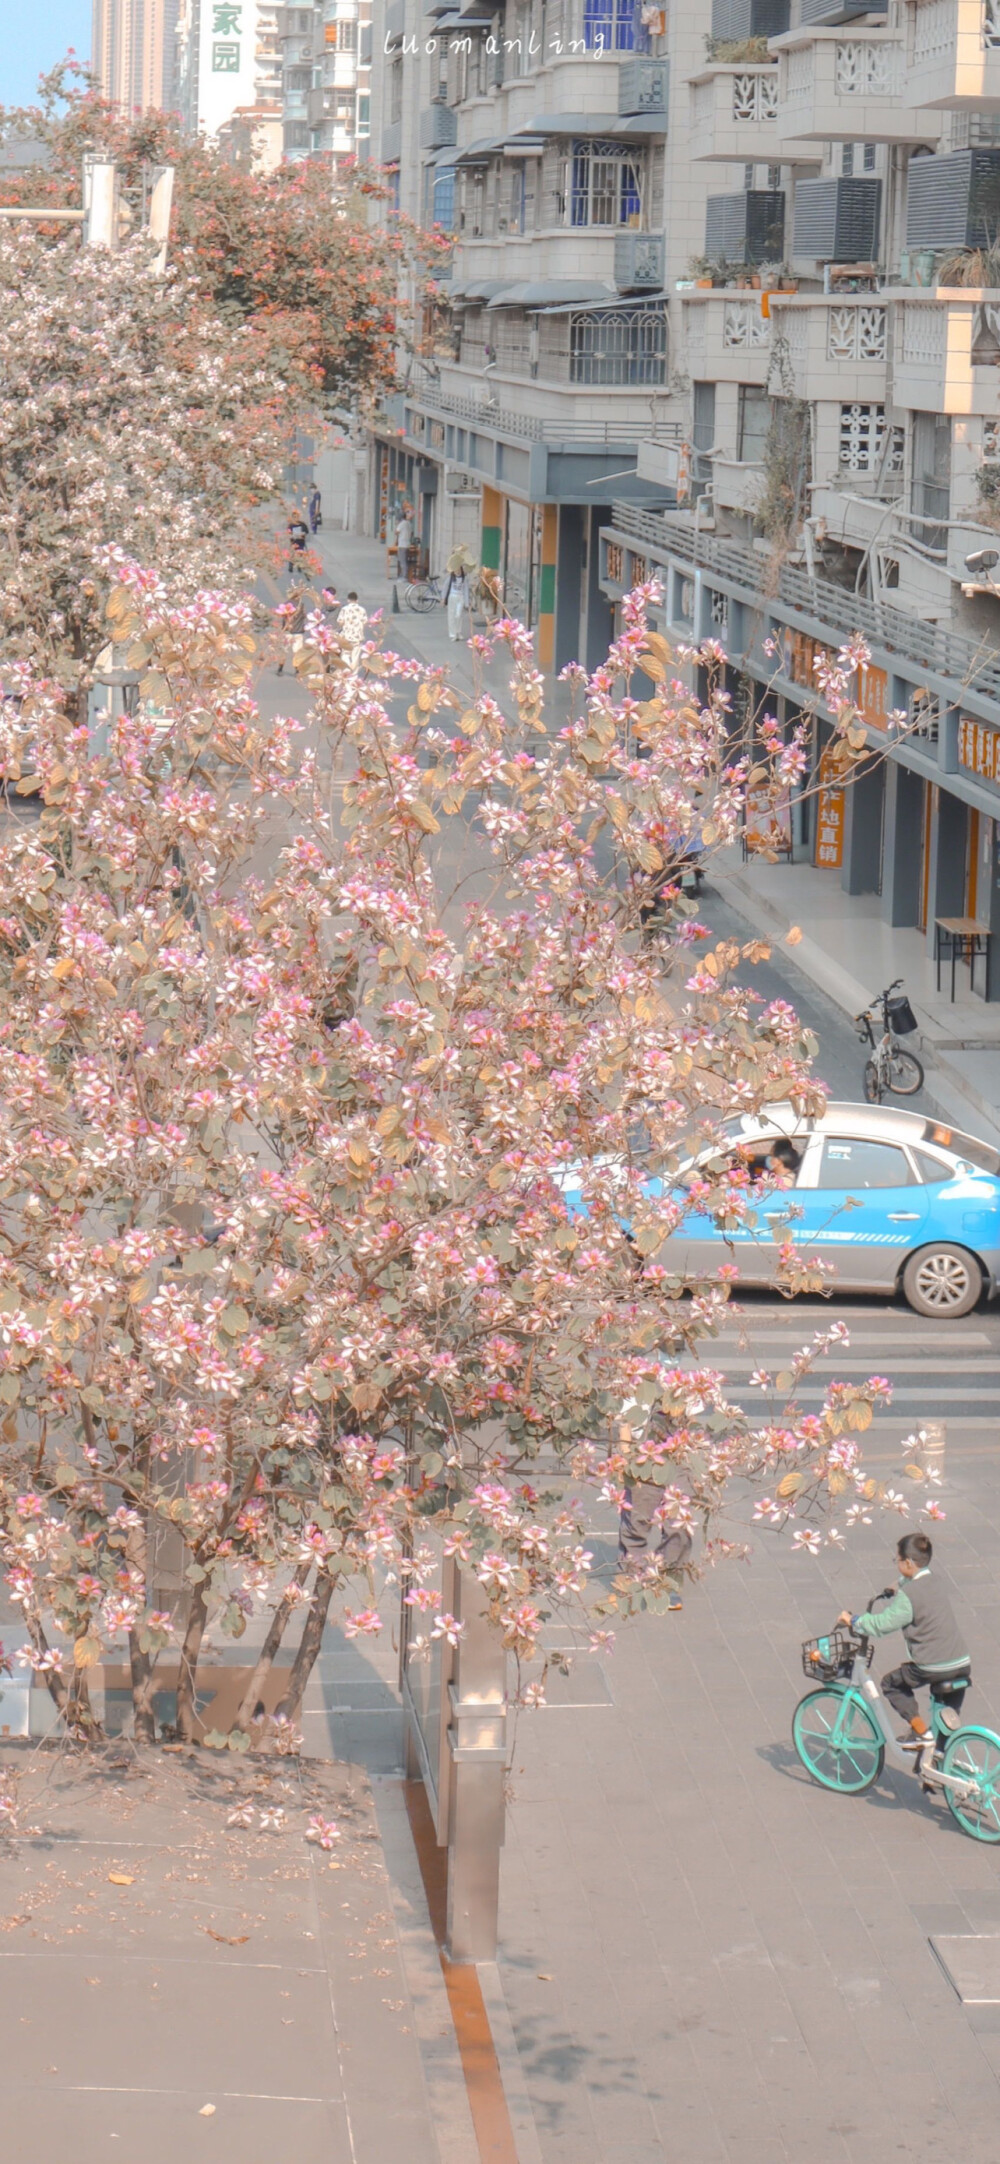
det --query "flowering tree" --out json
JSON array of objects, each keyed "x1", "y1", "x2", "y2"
[
  {"x1": 0, "y1": 572, "x2": 901, "y2": 1748},
  {"x1": 0, "y1": 229, "x2": 307, "y2": 697},
  {"x1": 1, "y1": 63, "x2": 445, "y2": 407}
]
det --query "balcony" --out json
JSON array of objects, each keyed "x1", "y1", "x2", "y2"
[
  {"x1": 907, "y1": 0, "x2": 1000, "y2": 111},
  {"x1": 891, "y1": 291, "x2": 1000, "y2": 417},
  {"x1": 767, "y1": 293, "x2": 889, "y2": 397},
  {"x1": 772, "y1": 29, "x2": 939, "y2": 148},
  {"x1": 688, "y1": 64, "x2": 779, "y2": 161},
  {"x1": 710, "y1": 455, "x2": 767, "y2": 514},
  {"x1": 682, "y1": 292, "x2": 772, "y2": 385}
]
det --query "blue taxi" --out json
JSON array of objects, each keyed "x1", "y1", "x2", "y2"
[{"x1": 664, "y1": 1103, "x2": 1000, "y2": 1316}]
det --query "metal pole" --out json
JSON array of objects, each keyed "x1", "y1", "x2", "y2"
[{"x1": 444, "y1": 1562, "x2": 507, "y2": 1964}]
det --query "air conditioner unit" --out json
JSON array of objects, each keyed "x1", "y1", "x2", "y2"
[
  {"x1": 793, "y1": 176, "x2": 881, "y2": 262},
  {"x1": 705, "y1": 190, "x2": 785, "y2": 266},
  {"x1": 614, "y1": 231, "x2": 666, "y2": 291},
  {"x1": 618, "y1": 57, "x2": 669, "y2": 117},
  {"x1": 799, "y1": 0, "x2": 885, "y2": 22},
  {"x1": 711, "y1": 0, "x2": 790, "y2": 39},
  {"x1": 420, "y1": 102, "x2": 457, "y2": 149},
  {"x1": 905, "y1": 149, "x2": 1000, "y2": 251}
]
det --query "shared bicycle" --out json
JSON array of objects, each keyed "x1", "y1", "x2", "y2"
[
  {"x1": 793, "y1": 1614, "x2": 1000, "y2": 1842},
  {"x1": 855, "y1": 978, "x2": 924, "y2": 1103}
]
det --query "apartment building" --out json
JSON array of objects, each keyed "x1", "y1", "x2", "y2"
[
  {"x1": 368, "y1": 0, "x2": 1000, "y2": 992},
  {"x1": 277, "y1": 2, "x2": 373, "y2": 165},
  {"x1": 174, "y1": 0, "x2": 283, "y2": 141}
]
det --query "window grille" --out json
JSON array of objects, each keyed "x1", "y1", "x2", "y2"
[
  {"x1": 583, "y1": 0, "x2": 649, "y2": 51},
  {"x1": 432, "y1": 166, "x2": 456, "y2": 230},
  {"x1": 569, "y1": 303, "x2": 666, "y2": 384},
  {"x1": 570, "y1": 141, "x2": 642, "y2": 225},
  {"x1": 839, "y1": 402, "x2": 885, "y2": 472}
]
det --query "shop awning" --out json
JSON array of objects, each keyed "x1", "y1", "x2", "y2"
[
  {"x1": 424, "y1": 142, "x2": 459, "y2": 164},
  {"x1": 534, "y1": 291, "x2": 667, "y2": 314},
  {"x1": 486, "y1": 280, "x2": 618, "y2": 308},
  {"x1": 511, "y1": 112, "x2": 664, "y2": 139},
  {"x1": 453, "y1": 136, "x2": 504, "y2": 164}
]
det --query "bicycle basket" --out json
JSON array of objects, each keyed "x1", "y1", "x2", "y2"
[
  {"x1": 886, "y1": 994, "x2": 917, "y2": 1036},
  {"x1": 801, "y1": 1630, "x2": 857, "y2": 1683}
]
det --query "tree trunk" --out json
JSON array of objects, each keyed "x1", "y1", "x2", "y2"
[
  {"x1": 128, "y1": 1634, "x2": 157, "y2": 1745},
  {"x1": 175, "y1": 1580, "x2": 210, "y2": 1743},
  {"x1": 277, "y1": 1569, "x2": 335, "y2": 1726},
  {"x1": 232, "y1": 1564, "x2": 311, "y2": 1735},
  {"x1": 66, "y1": 1648, "x2": 105, "y2": 1742}
]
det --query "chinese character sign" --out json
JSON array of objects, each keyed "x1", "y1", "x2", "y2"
[
  {"x1": 958, "y1": 715, "x2": 1000, "y2": 785},
  {"x1": 813, "y1": 743, "x2": 845, "y2": 871},
  {"x1": 199, "y1": 0, "x2": 258, "y2": 133}
]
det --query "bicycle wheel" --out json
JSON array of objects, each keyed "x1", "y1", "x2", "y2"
[
  {"x1": 863, "y1": 1058, "x2": 882, "y2": 1104},
  {"x1": 793, "y1": 1688, "x2": 885, "y2": 1793},
  {"x1": 887, "y1": 1047, "x2": 924, "y2": 1095},
  {"x1": 941, "y1": 1727, "x2": 1000, "y2": 1842}
]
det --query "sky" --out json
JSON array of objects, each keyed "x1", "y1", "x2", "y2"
[{"x1": 0, "y1": 0, "x2": 91, "y2": 108}]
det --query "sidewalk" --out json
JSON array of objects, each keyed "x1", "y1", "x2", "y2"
[{"x1": 713, "y1": 850, "x2": 1000, "y2": 1150}]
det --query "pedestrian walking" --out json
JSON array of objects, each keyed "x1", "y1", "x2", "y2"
[
  {"x1": 394, "y1": 508, "x2": 413, "y2": 579},
  {"x1": 445, "y1": 545, "x2": 476, "y2": 641},
  {"x1": 308, "y1": 484, "x2": 322, "y2": 533},
  {"x1": 337, "y1": 591, "x2": 368, "y2": 669},
  {"x1": 275, "y1": 583, "x2": 307, "y2": 675}
]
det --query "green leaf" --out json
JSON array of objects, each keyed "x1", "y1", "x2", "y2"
[
  {"x1": 201, "y1": 1729, "x2": 228, "y2": 1750},
  {"x1": 227, "y1": 1729, "x2": 251, "y2": 1753},
  {"x1": 219, "y1": 1304, "x2": 251, "y2": 1336}
]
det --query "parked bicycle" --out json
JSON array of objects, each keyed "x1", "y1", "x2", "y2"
[
  {"x1": 403, "y1": 573, "x2": 445, "y2": 614},
  {"x1": 855, "y1": 978, "x2": 924, "y2": 1103},
  {"x1": 794, "y1": 1613, "x2": 1000, "y2": 1842}
]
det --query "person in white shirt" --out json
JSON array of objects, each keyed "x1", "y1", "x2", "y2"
[
  {"x1": 336, "y1": 592, "x2": 368, "y2": 668},
  {"x1": 394, "y1": 511, "x2": 413, "y2": 577},
  {"x1": 446, "y1": 566, "x2": 469, "y2": 641}
]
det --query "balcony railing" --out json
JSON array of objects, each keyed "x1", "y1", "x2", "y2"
[
  {"x1": 409, "y1": 386, "x2": 682, "y2": 446},
  {"x1": 604, "y1": 499, "x2": 1000, "y2": 703}
]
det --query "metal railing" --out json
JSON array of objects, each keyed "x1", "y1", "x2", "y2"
[
  {"x1": 411, "y1": 385, "x2": 682, "y2": 448},
  {"x1": 607, "y1": 500, "x2": 1000, "y2": 703}
]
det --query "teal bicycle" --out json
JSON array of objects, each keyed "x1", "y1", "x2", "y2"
[{"x1": 793, "y1": 1618, "x2": 1000, "y2": 1843}]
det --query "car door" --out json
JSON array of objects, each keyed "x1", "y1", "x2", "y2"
[
  {"x1": 670, "y1": 1139, "x2": 809, "y2": 1285},
  {"x1": 791, "y1": 1133, "x2": 929, "y2": 1290}
]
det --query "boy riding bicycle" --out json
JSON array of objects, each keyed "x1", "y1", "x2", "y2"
[{"x1": 838, "y1": 1531, "x2": 971, "y2": 1755}]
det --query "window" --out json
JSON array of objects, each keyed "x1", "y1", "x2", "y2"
[
  {"x1": 738, "y1": 385, "x2": 771, "y2": 463},
  {"x1": 912, "y1": 1149, "x2": 952, "y2": 1184},
  {"x1": 817, "y1": 1138, "x2": 913, "y2": 1188},
  {"x1": 510, "y1": 163, "x2": 525, "y2": 234},
  {"x1": 744, "y1": 162, "x2": 755, "y2": 191},
  {"x1": 693, "y1": 380, "x2": 716, "y2": 453},
  {"x1": 357, "y1": 92, "x2": 370, "y2": 134},
  {"x1": 911, "y1": 411, "x2": 951, "y2": 548},
  {"x1": 767, "y1": 163, "x2": 781, "y2": 189},
  {"x1": 862, "y1": 140, "x2": 876, "y2": 172},
  {"x1": 839, "y1": 402, "x2": 885, "y2": 472},
  {"x1": 433, "y1": 165, "x2": 456, "y2": 231},
  {"x1": 336, "y1": 18, "x2": 357, "y2": 48},
  {"x1": 389, "y1": 59, "x2": 403, "y2": 121},
  {"x1": 569, "y1": 303, "x2": 666, "y2": 385},
  {"x1": 335, "y1": 92, "x2": 355, "y2": 126},
  {"x1": 583, "y1": 0, "x2": 648, "y2": 50},
  {"x1": 841, "y1": 142, "x2": 855, "y2": 176},
  {"x1": 570, "y1": 141, "x2": 641, "y2": 227}
]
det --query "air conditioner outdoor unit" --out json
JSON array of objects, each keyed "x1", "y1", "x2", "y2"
[{"x1": 905, "y1": 149, "x2": 1000, "y2": 251}]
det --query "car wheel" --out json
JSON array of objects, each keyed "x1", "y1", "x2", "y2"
[{"x1": 902, "y1": 1243, "x2": 983, "y2": 1318}]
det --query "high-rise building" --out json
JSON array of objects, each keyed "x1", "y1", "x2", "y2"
[
  {"x1": 368, "y1": 0, "x2": 1000, "y2": 997},
  {"x1": 92, "y1": 0, "x2": 179, "y2": 113}
]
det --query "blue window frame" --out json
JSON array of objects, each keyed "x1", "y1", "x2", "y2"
[
  {"x1": 433, "y1": 166, "x2": 456, "y2": 231},
  {"x1": 582, "y1": 0, "x2": 648, "y2": 51}
]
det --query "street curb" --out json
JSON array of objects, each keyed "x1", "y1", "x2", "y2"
[
  {"x1": 476, "y1": 1963, "x2": 546, "y2": 2164},
  {"x1": 712, "y1": 865, "x2": 1000, "y2": 1149},
  {"x1": 373, "y1": 1780, "x2": 481, "y2": 2164}
]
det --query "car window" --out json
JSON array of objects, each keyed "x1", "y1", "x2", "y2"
[
  {"x1": 816, "y1": 1138, "x2": 913, "y2": 1189},
  {"x1": 911, "y1": 1148, "x2": 953, "y2": 1185}
]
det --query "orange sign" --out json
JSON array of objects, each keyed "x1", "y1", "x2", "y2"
[
  {"x1": 856, "y1": 661, "x2": 888, "y2": 731},
  {"x1": 814, "y1": 744, "x2": 845, "y2": 870},
  {"x1": 781, "y1": 627, "x2": 835, "y2": 697},
  {"x1": 958, "y1": 714, "x2": 1000, "y2": 782}
]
